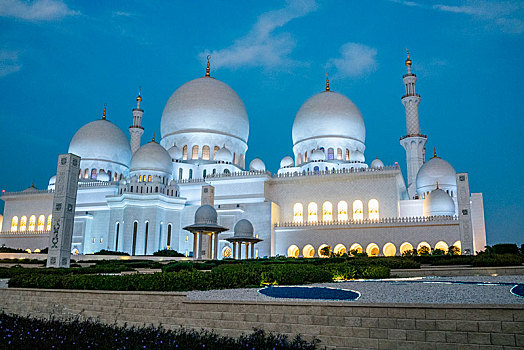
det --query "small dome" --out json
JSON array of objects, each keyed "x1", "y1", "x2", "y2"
[
  {"x1": 310, "y1": 149, "x2": 325, "y2": 161},
  {"x1": 292, "y1": 91, "x2": 365, "y2": 146},
  {"x1": 69, "y1": 119, "x2": 132, "y2": 167},
  {"x1": 423, "y1": 188, "x2": 455, "y2": 217},
  {"x1": 168, "y1": 144, "x2": 182, "y2": 160},
  {"x1": 280, "y1": 155, "x2": 294, "y2": 168},
  {"x1": 249, "y1": 157, "x2": 265, "y2": 171},
  {"x1": 233, "y1": 219, "x2": 254, "y2": 238},
  {"x1": 48, "y1": 175, "x2": 56, "y2": 186},
  {"x1": 371, "y1": 158, "x2": 384, "y2": 168},
  {"x1": 194, "y1": 204, "x2": 218, "y2": 225},
  {"x1": 119, "y1": 179, "x2": 127, "y2": 185},
  {"x1": 97, "y1": 170, "x2": 110, "y2": 182},
  {"x1": 215, "y1": 146, "x2": 233, "y2": 162},
  {"x1": 130, "y1": 141, "x2": 172, "y2": 175},
  {"x1": 416, "y1": 156, "x2": 456, "y2": 196}
]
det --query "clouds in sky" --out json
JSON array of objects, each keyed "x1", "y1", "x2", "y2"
[
  {"x1": 326, "y1": 43, "x2": 378, "y2": 78},
  {"x1": 200, "y1": 0, "x2": 318, "y2": 70},
  {"x1": 390, "y1": 0, "x2": 524, "y2": 34},
  {"x1": 0, "y1": 50, "x2": 21, "y2": 78},
  {"x1": 0, "y1": 0, "x2": 78, "y2": 21}
]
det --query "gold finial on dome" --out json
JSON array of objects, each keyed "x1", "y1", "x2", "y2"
[
  {"x1": 325, "y1": 73, "x2": 330, "y2": 91},
  {"x1": 205, "y1": 55, "x2": 211, "y2": 77},
  {"x1": 31, "y1": 179, "x2": 35, "y2": 188},
  {"x1": 152, "y1": 132, "x2": 156, "y2": 143},
  {"x1": 436, "y1": 181, "x2": 439, "y2": 189},
  {"x1": 433, "y1": 147, "x2": 437, "y2": 158},
  {"x1": 405, "y1": 49, "x2": 412, "y2": 67},
  {"x1": 136, "y1": 88, "x2": 142, "y2": 102},
  {"x1": 102, "y1": 104, "x2": 107, "y2": 120}
]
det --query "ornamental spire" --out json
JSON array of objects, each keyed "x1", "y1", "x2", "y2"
[
  {"x1": 433, "y1": 147, "x2": 437, "y2": 158},
  {"x1": 152, "y1": 132, "x2": 156, "y2": 143},
  {"x1": 205, "y1": 55, "x2": 211, "y2": 77},
  {"x1": 136, "y1": 88, "x2": 142, "y2": 109},
  {"x1": 102, "y1": 104, "x2": 107, "y2": 120},
  {"x1": 436, "y1": 181, "x2": 439, "y2": 189},
  {"x1": 325, "y1": 73, "x2": 330, "y2": 91},
  {"x1": 405, "y1": 49, "x2": 412, "y2": 74},
  {"x1": 31, "y1": 179, "x2": 35, "y2": 188}
]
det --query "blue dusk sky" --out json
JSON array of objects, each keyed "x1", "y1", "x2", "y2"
[{"x1": 0, "y1": 0, "x2": 522, "y2": 245}]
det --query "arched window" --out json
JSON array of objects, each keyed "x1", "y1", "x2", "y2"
[
  {"x1": 327, "y1": 148, "x2": 334, "y2": 160},
  {"x1": 368, "y1": 199, "x2": 379, "y2": 220},
  {"x1": 366, "y1": 243, "x2": 380, "y2": 257},
  {"x1": 138, "y1": 175, "x2": 142, "y2": 182},
  {"x1": 203, "y1": 169, "x2": 207, "y2": 178},
  {"x1": 322, "y1": 201, "x2": 332, "y2": 222},
  {"x1": 28, "y1": 215, "x2": 36, "y2": 231},
  {"x1": 297, "y1": 153, "x2": 302, "y2": 165},
  {"x1": 233, "y1": 153, "x2": 239, "y2": 165},
  {"x1": 287, "y1": 245, "x2": 300, "y2": 258},
  {"x1": 46, "y1": 215, "x2": 52, "y2": 231},
  {"x1": 202, "y1": 145, "x2": 210, "y2": 160},
  {"x1": 302, "y1": 244, "x2": 315, "y2": 258},
  {"x1": 352, "y1": 200, "x2": 363, "y2": 221},
  {"x1": 132, "y1": 222, "x2": 138, "y2": 256},
  {"x1": 346, "y1": 149, "x2": 350, "y2": 161},
  {"x1": 167, "y1": 224, "x2": 172, "y2": 249},
  {"x1": 383, "y1": 243, "x2": 396, "y2": 257},
  {"x1": 10, "y1": 216, "x2": 18, "y2": 232},
  {"x1": 148, "y1": 175, "x2": 151, "y2": 182},
  {"x1": 19, "y1": 216, "x2": 27, "y2": 232},
  {"x1": 337, "y1": 148, "x2": 343, "y2": 160},
  {"x1": 349, "y1": 243, "x2": 363, "y2": 255},
  {"x1": 192, "y1": 145, "x2": 199, "y2": 159},
  {"x1": 293, "y1": 203, "x2": 303, "y2": 223},
  {"x1": 333, "y1": 244, "x2": 346, "y2": 256},
  {"x1": 304, "y1": 151, "x2": 307, "y2": 162},
  {"x1": 115, "y1": 222, "x2": 120, "y2": 251},
  {"x1": 179, "y1": 168, "x2": 183, "y2": 180},
  {"x1": 144, "y1": 222, "x2": 149, "y2": 255},
  {"x1": 189, "y1": 169, "x2": 193, "y2": 179},
  {"x1": 84, "y1": 169, "x2": 89, "y2": 178},
  {"x1": 435, "y1": 241, "x2": 449, "y2": 253},
  {"x1": 223, "y1": 169, "x2": 230, "y2": 174},
  {"x1": 213, "y1": 146, "x2": 219, "y2": 159},
  {"x1": 307, "y1": 202, "x2": 318, "y2": 223},
  {"x1": 400, "y1": 242, "x2": 413, "y2": 255},
  {"x1": 337, "y1": 201, "x2": 348, "y2": 221},
  {"x1": 91, "y1": 169, "x2": 97, "y2": 179},
  {"x1": 212, "y1": 168, "x2": 216, "y2": 175},
  {"x1": 114, "y1": 172, "x2": 119, "y2": 181},
  {"x1": 37, "y1": 215, "x2": 45, "y2": 231},
  {"x1": 182, "y1": 145, "x2": 188, "y2": 160},
  {"x1": 313, "y1": 166, "x2": 319, "y2": 173},
  {"x1": 417, "y1": 242, "x2": 431, "y2": 255},
  {"x1": 318, "y1": 244, "x2": 330, "y2": 257},
  {"x1": 222, "y1": 246, "x2": 232, "y2": 258}
]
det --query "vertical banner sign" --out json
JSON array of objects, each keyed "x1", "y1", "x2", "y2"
[{"x1": 46, "y1": 153, "x2": 80, "y2": 268}]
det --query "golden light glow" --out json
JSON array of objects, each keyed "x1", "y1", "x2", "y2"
[
  {"x1": 417, "y1": 242, "x2": 431, "y2": 254},
  {"x1": 337, "y1": 201, "x2": 348, "y2": 221},
  {"x1": 192, "y1": 145, "x2": 199, "y2": 160},
  {"x1": 302, "y1": 244, "x2": 315, "y2": 258},
  {"x1": 400, "y1": 242, "x2": 413, "y2": 255},
  {"x1": 11, "y1": 216, "x2": 18, "y2": 232},
  {"x1": 202, "y1": 145, "x2": 210, "y2": 160},
  {"x1": 352, "y1": 200, "x2": 363, "y2": 221},
  {"x1": 453, "y1": 240, "x2": 462, "y2": 255},
  {"x1": 287, "y1": 245, "x2": 300, "y2": 258},
  {"x1": 349, "y1": 243, "x2": 363, "y2": 255},
  {"x1": 333, "y1": 244, "x2": 346, "y2": 256},
  {"x1": 46, "y1": 215, "x2": 52, "y2": 231},
  {"x1": 435, "y1": 241, "x2": 449, "y2": 253},
  {"x1": 28, "y1": 215, "x2": 36, "y2": 232},
  {"x1": 19, "y1": 216, "x2": 27, "y2": 232},
  {"x1": 293, "y1": 203, "x2": 303, "y2": 223},
  {"x1": 307, "y1": 202, "x2": 318, "y2": 223},
  {"x1": 368, "y1": 199, "x2": 379, "y2": 221},
  {"x1": 183, "y1": 145, "x2": 188, "y2": 160},
  {"x1": 223, "y1": 246, "x2": 232, "y2": 258},
  {"x1": 366, "y1": 243, "x2": 380, "y2": 257},
  {"x1": 37, "y1": 215, "x2": 45, "y2": 231},
  {"x1": 322, "y1": 201, "x2": 332, "y2": 222},
  {"x1": 318, "y1": 244, "x2": 330, "y2": 258},
  {"x1": 383, "y1": 242, "x2": 396, "y2": 257}
]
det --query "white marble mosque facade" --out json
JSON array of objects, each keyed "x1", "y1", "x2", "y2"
[{"x1": 0, "y1": 55, "x2": 487, "y2": 258}]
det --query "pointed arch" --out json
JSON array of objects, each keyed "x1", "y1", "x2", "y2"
[
  {"x1": 368, "y1": 199, "x2": 379, "y2": 220},
  {"x1": 307, "y1": 202, "x2": 318, "y2": 223},
  {"x1": 337, "y1": 148, "x2": 343, "y2": 160},
  {"x1": 46, "y1": 215, "x2": 52, "y2": 231},
  {"x1": 182, "y1": 145, "x2": 188, "y2": 160},
  {"x1": 337, "y1": 201, "x2": 348, "y2": 221},
  {"x1": 287, "y1": 245, "x2": 300, "y2": 258},
  {"x1": 293, "y1": 203, "x2": 303, "y2": 223},
  {"x1": 353, "y1": 200, "x2": 363, "y2": 221},
  {"x1": 322, "y1": 201, "x2": 332, "y2": 222},
  {"x1": 202, "y1": 145, "x2": 210, "y2": 160},
  {"x1": 327, "y1": 148, "x2": 334, "y2": 160},
  {"x1": 37, "y1": 215, "x2": 45, "y2": 231},
  {"x1": 10, "y1": 216, "x2": 18, "y2": 232},
  {"x1": 191, "y1": 145, "x2": 199, "y2": 160},
  {"x1": 19, "y1": 216, "x2": 27, "y2": 232}
]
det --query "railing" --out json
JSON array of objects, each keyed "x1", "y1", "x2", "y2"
[
  {"x1": 2, "y1": 180, "x2": 118, "y2": 197},
  {"x1": 400, "y1": 133, "x2": 427, "y2": 140},
  {"x1": 272, "y1": 165, "x2": 400, "y2": 179},
  {"x1": 178, "y1": 170, "x2": 271, "y2": 184},
  {"x1": 275, "y1": 215, "x2": 458, "y2": 228},
  {"x1": 0, "y1": 230, "x2": 50, "y2": 236}
]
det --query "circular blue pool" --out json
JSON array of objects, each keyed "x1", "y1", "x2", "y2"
[
  {"x1": 259, "y1": 286, "x2": 360, "y2": 301},
  {"x1": 510, "y1": 284, "x2": 524, "y2": 297}
]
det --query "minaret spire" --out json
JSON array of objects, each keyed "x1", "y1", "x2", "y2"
[
  {"x1": 205, "y1": 55, "x2": 211, "y2": 77},
  {"x1": 399, "y1": 50, "x2": 427, "y2": 199},
  {"x1": 129, "y1": 88, "x2": 145, "y2": 155},
  {"x1": 325, "y1": 73, "x2": 330, "y2": 91},
  {"x1": 102, "y1": 104, "x2": 107, "y2": 120}
]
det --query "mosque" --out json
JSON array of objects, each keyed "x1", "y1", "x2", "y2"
[{"x1": 0, "y1": 52, "x2": 486, "y2": 259}]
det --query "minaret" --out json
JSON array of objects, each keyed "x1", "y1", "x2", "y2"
[
  {"x1": 400, "y1": 50, "x2": 427, "y2": 199},
  {"x1": 129, "y1": 89, "x2": 144, "y2": 154}
]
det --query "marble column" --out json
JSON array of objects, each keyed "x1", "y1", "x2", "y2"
[
  {"x1": 213, "y1": 233, "x2": 219, "y2": 259},
  {"x1": 251, "y1": 243, "x2": 255, "y2": 259},
  {"x1": 232, "y1": 242, "x2": 237, "y2": 260}
]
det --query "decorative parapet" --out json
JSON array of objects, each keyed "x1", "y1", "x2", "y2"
[
  {"x1": 275, "y1": 215, "x2": 458, "y2": 228},
  {"x1": 0, "y1": 230, "x2": 50, "y2": 236},
  {"x1": 272, "y1": 165, "x2": 400, "y2": 179},
  {"x1": 1, "y1": 181, "x2": 117, "y2": 197},
  {"x1": 78, "y1": 181, "x2": 118, "y2": 188},
  {"x1": 178, "y1": 170, "x2": 270, "y2": 184}
]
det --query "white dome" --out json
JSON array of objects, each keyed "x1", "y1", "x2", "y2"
[
  {"x1": 423, "y1": 188, "x2": 455, "y2": 216},
  {"x1": 97, "y1": 170, "x2": 110, "y2": 182},
  {"x1": 194, "y1": 204, "x2": 218, "y2": 225},
  {"x1": 280, "y1": 155, "x2": 294, "y2": 168},
  {"x1": 292, "y1": 91, "x2": 365, "y2": 146},
  {"x1": 215, "y1": 146, "x2": 233, "y2": 162},
  {"x1": 371, "y1": 158, "x2": 385, "y2": 168},
  {"x1": 168, "y1": 144, "x2": 182, "y2": 160},
  {"x1": 233, "y1": 219, "x2": 254, "y2": 238},
  {"x1": 310, "y1": 149, "x2": 325, "y2": 161},
  {"x1": 48, "y1": 175, "x2": 56, "y2": 186},
  {"x1": 130, "y1": 141, "x2": 172, "y2": 175},
  {"x1": 416, "y1": 156, "x2": 456, "y2": 195},
  {"x1": 249, "y1": 157, "x2": 265, "y2": 171},
  {"x1": 161, "y1": 77, "x2": 249, "y2": 143},
  {"x1": 69, "y1": 119, "x2": 132, "y2": 167}
]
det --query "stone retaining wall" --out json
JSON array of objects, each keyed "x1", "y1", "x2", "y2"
[
  {"x1": 392, "y1": 265, "x2": 524, "y2": 277},
  {"x1": 1, "y1": 288, "x2": 523, "y2": 349}
]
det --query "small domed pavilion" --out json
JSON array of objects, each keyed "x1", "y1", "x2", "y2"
[
  {"x1": 183, "y1": 204, "x2": 228, "y2": 260},
  {"x1": 226, "y1": 219, "x2": 263, "y2": 259}
]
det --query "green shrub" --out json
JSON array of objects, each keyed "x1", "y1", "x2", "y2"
[
  {"x1": 92, "y1": 249, "x2": 129, "y2": 256},
  {"x1": 152, "y1": 249, "x2": 185, "y2": 257},
  {"x1": 162, "y1": 262, "x2": 195, "y2": 272},
  {"x1": 471, "y1": 254, "x2": 523, "y2": 267}
]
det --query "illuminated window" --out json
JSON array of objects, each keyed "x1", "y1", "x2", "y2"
[
  {"x1": 318, "y1": 244, "x2": 330, "y2": 257},
  {"x1": 84, "y1": 169, "x2": 89, "y2": 178},
  {"x1": 148, "y1": 175, "x2": 151, "y2": 182},
  {"x1": 192, "y1": 145, "x2": 199, "y2": 160},
  {"x1": 435, "y1": 241, "x2": 449, "y2": 253},
  {"x1": 333, "y1": 244, "x2": 346, "y2": 256},
  {"x1": 222, "y1": 246, "x2": 232, "y2": 258},
  {"x1": 46, "y1": 215, "x2": 52, "y2": 231},
  {"x1": 346, "y1": 149, "x2": 350, "y2": 161},
  {"x1": 337, "y1": 201, "x2": 348, "y2": 221},
  {"x1": 368, "y1": 199, "x2": 379, "y2": 220},
  {"x1": 383, "y1": 242, "x2": 396, "y2": 257},
  {"x1": 138, "y1": 175, "x2": 142, "y2": 182},
  {"x1": 91, "y1": 169, "x2": 97, "y2": 179},
  {"x1": 297, "y1": 153, "x2": 302, "y2": 165},
  {"x1": 37, "y1": 215, "x2": 45, "y2": 231},
  {"x1": 233, "y1": 152, "x2": 239, "y2": 165},
  {"x1": 322, "y1": 201, "x2": 332, "y2": 222},
  {"x1": 327, "y1": 148, "x2": 334, "y2": 160},
  {"x1": 213, "y1": 146, "x2": 219, "y2": 159},
  {"x1": 202, "y1": 145, "x2": 210, "y2": 160},
  {"x1": 337, "y1": 148, "x2": 343, "y2": 160},
  {"x1": 302, "y1": 244, "x2": 315, "y2": 258},
  {"x1": 366, "y1": 243, "x2": 380, "y2": 257},
  {"x1": 400, "y1": 242, "x2": 413, "y2": 255},
  {"x1": 352, "y1": 200, "x2": 363, "y2": 221},
  {"x1": 182, "y1": 145, "x2": 188, "y2": 160},
  {"x1": 114, "y1": 172, "x2": 118, "y2": 181},
  {"x1": 349, "y1": 243, "x2": 363, "y2": 255},
  {"x1": 10, "y1": 216, "x2": 18, "y2": 232},
  {"x1": 287, "y1": 245, "x2": 299, "y2": 258},
  {"x1": 304, "y1": 151, "x2": 307, "y2": 162},
  {"x1": 307, "y1": 202, "x2": 318, "y2": 223},
  {"x1": 452, "y1": 240, "x2": 462, "y2": 255},
  {"x1": 417, "y1": 242, "x2": 431, "y2": 255},
  {"x1": 20, "y1": 216, "x2": 27, "y2": 232},
  {"x1": 293, "y1": 203, "x2": 303, "y2": 223}
]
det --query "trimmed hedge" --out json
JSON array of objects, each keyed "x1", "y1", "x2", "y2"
[
  {"x1": 0, "y1": 312, "x2": 321, "y2": 349},
  {"x1": 153, "y1": 249, "x2": 185, "y2": 257},
  {"x1": 471, "y1": 254, "x2": 524, "y2": 267},
  {"x1": 0, "y1": 264, "x2": 134, "y2": 279},
  {"x1": 8, "y1": 263, "x2": 390, "y2": 291}
]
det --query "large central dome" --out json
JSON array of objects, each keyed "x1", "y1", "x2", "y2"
[
  {"x1": 161, "y1": 77, "x2": 249, "y2": 143},
  {"x1": 292, "y1": 91, "x2": 365, "y2": 146}
]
